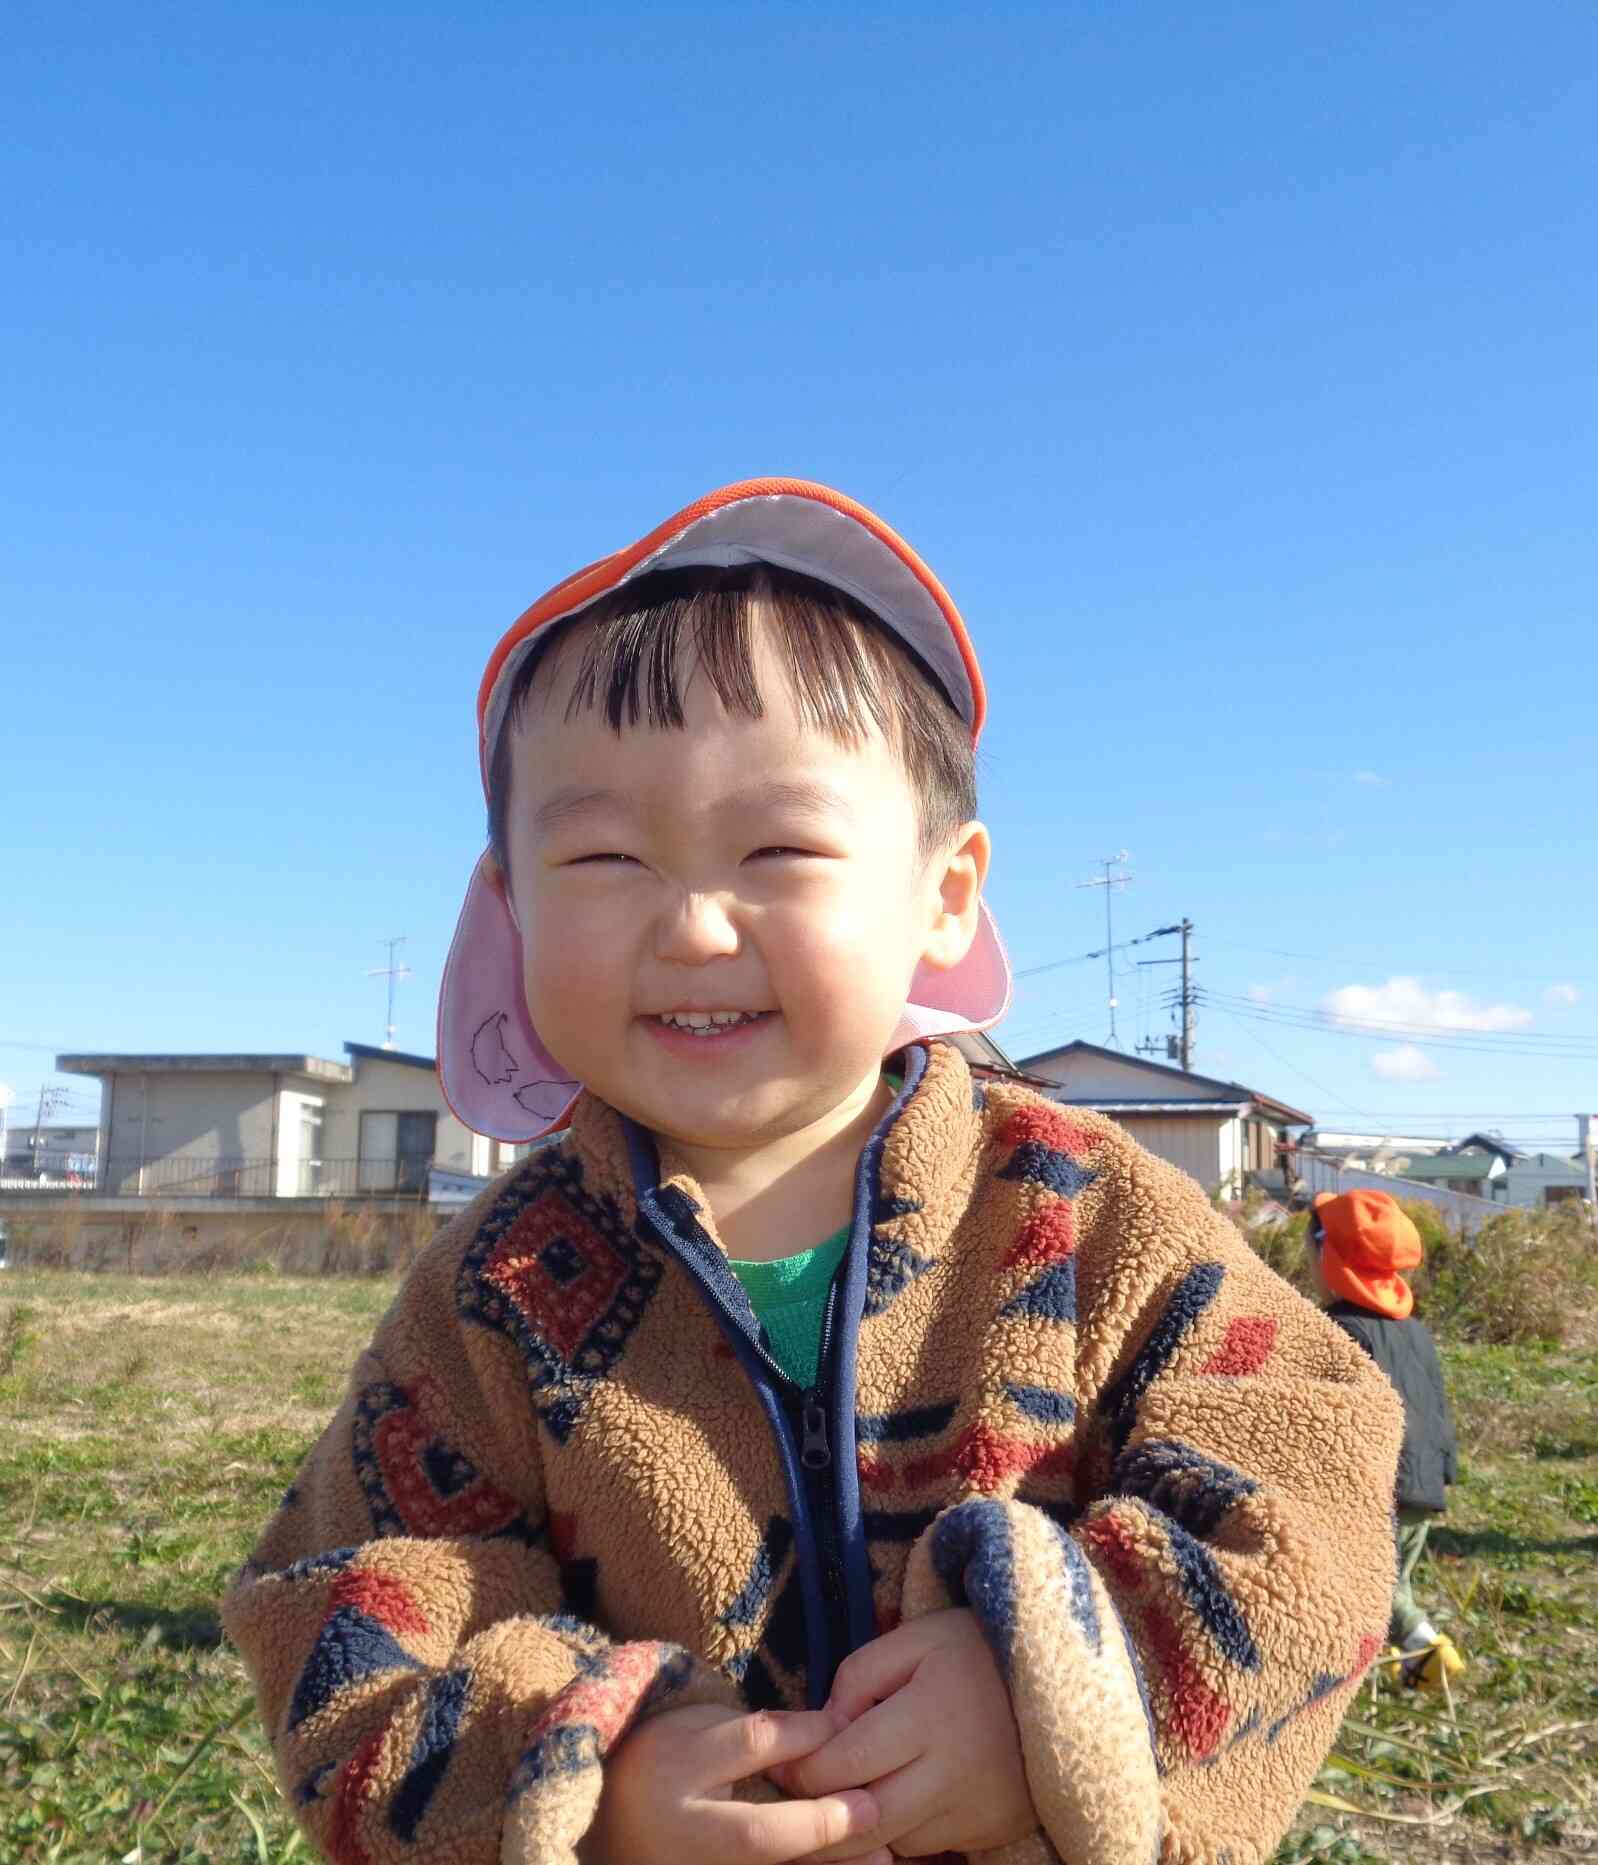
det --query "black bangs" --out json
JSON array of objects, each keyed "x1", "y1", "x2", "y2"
[{"x1": 487, "y1": 562, "x2": 976, "y2": 866}]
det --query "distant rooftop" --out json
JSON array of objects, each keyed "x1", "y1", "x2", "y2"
[{"x1": 57, "y1": 1052, "x2": 354, "y2": 1082}]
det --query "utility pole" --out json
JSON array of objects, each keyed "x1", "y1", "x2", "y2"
[
  {"x1": 1076, "y1": 853, "x2": 1133, "y2": 1048},
  {"x1": 368, "y1": 937, "x2": 413, "y2": 1051},
  {"x1": 30, "y1": 1085, "x2": 66, "y2": 1176},
  {"x1": 1136, "y1": 918, "x2": 1196, "y2": 1070},
  {"x1": 1581, "y1": 1115, "x2": 1597, "y2": 1233}
]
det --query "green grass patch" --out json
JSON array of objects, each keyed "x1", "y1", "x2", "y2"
[
  {"x1": 0, "y1": 1271, "x2": 393, "y2": 1861},
  {"x1": 2, "y1": 1271, "x2": 1594, "y2": 1861}
]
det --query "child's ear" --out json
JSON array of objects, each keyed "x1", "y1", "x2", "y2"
[{"x1": 920, "y1": 821, "x2": 991, "y2": 972}]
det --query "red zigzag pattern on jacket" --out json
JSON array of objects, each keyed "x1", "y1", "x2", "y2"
[
  {"x1": 999, "y1": 1102, "x2": 1098, "y2": 1158},
  {"x1": 1200, "y1": 1316, "x2": 1279, "y2": 1377},
  {"x1": 526, "y1": 1641, "x2": 675, "y2": 1758},
  {"x1": 1081, "y1": 1509, "x2": 1232, "y2": 1762},
  {"x1": 329, "y1": 1726, "x2": 388, "y2": 1865},
  {"x1": 329, "y1": 1568, "x2": 430, "y2": 1638}
]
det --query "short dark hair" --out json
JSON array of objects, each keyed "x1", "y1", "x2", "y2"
[{"x1": 486, "y1": 562, "x2": 977, "y2": 873}]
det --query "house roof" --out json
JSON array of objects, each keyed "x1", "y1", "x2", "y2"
[
  {"x1": 57, "y1": 1053, "x2": 353, "y2": 1083},
  {"x1": 344, "y1": 1042, "x2": 437, "y2": 1072},
  {"x1": 1391, "y1": 1154, "x2": 1496, "y2": 1182},
  {"x1": 947, "y1": 1029, "x2": 1023, "y2": 1075},
  {"x1": 1060, "y1": 1100, "x2": 1250, "y2": 1117},
  {"x1": 1014, "y1": 1039, "x2": 1312, "y2": 1127},
  {"x1": 1450, "y1": 1131, "x2": 1523, "y2": 1165}
]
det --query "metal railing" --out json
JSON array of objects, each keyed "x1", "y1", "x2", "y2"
[{"x1": 6, "y1": 1157, "x2": 437, "y2": 1200}]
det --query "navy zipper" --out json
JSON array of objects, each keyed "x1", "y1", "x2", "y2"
[{"x1": 619, "y1": 1047, "x2": 928, "y2": 1703}]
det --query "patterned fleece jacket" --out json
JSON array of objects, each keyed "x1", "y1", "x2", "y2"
[{"x1": 223, "y1": 1041, "x2": 1402, "y2": 1865}]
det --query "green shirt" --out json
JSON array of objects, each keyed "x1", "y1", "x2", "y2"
[
  {"x1": 727, "y1": 1225, "x2": 848, "y2": 1389},
  {"x1": 724, "y1": 1074, "x2": 901, "y2": 1388}
]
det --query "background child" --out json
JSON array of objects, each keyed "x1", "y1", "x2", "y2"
[
  {"x1": 1310, "y1": 1188, "x2": 1465, "y2": 1689},
  {"x1": 224, "y1": 479, "x2": 1404, "y2": 1865}
]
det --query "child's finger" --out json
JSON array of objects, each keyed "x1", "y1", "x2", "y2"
[
  {"x1": 694, "y1": 1709, "x2": 841, "y2": 1791},
  {"x1": 825, "y1": 1622, "x2": 927, "y2": 1724},
  {"x1": 776, "y1": 1692, "x2": 921, "y2": 1800},
  {"x1": 696, "y1": 1788, "x2": 880, "y2": 1864}
]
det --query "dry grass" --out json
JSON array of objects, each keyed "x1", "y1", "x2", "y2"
[{"x1": 0, "y1": 1269, "x2": 1593, "y2": 1862}]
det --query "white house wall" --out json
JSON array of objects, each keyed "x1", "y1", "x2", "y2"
[
  {"x1": 1024, "y1": 1049, "x2": 1226, "y2": 1102},
  {"x1": 1100, "y1": 1114, "x2": 1226, "y2": 1192},
  {"x1": 1217, "y1": 1118, "x2": 1244, "y2": 1197},
  {"x1": 325, "y1": 1056, "x2": 487, "y2": 1176},
  {"x1": 275, "y1": 1090, "x2": 326, "y2": 1197},
  {"x1": 104, "y1": 1070, "x2": 277, "y2": 1191}
]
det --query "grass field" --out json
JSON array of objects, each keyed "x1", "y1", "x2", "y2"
[{"x1": 1, "y1": 1269, "x2": 1594, "y2": 1863}]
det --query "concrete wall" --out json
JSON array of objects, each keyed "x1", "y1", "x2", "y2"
[
  {"x1": 0, "y1": 1195, "x2": 446, "y2": 1274},
  {"x1": 102, "y1": 1069, "x2": 279, "y2": 1189},
  {"x1": 323, "y1": 1054, "x2": 489, "y2": 1176}
]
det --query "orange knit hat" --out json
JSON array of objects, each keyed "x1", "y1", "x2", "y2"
[{"x1": 1312, "y1": 1189, "x2": 1423, "y2": 1320}]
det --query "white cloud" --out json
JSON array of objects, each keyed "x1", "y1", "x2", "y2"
[
  {"x1": 1353, "y1": 770, "x2": 1389, "y2": 787},
  {"x1": 1371, "y1": 1045, "x2": 1441, "y2": 1083},
  {"x1": 1545, "y1": 983, "x2": 1581, "y2": 1008},
  {"x1": 1249, "y1": 976, "x2": 1299, "y2": 1005},
  {"x1": 1323, "y1": 976, "x2": 1532, "y2": 1033}
]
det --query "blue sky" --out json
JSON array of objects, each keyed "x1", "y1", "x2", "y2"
[{"x1": 4, "y1": 2, "x2": 1595, "y2": 1155}]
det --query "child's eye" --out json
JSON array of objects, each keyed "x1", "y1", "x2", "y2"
[
  {"x1": 747, "y1": 846, "x2": 817, "y2": 861},
  {"x1": 569, "y1": 852, "x2": 639, "y2": 867}
]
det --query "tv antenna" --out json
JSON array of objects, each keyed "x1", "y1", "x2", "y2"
[
  {"x1": 1077, "y1": 852, "x2": 1133, "y2": 1048},
  {"x1": 368, "y1": 936, "x2": 412, "y2": 1050}
]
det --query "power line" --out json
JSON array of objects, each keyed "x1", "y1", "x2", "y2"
[
  {"x1": 1199, "y1": 990, "x2": 1598, "y2": 1059},
  {"x1": 1206, "y1": 942, "x2": 1595, "y2": 988}
]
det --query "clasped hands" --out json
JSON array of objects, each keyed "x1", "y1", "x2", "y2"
[{"x1": 587, "y1": 1609, "x2": 1035, "y2": 1865}]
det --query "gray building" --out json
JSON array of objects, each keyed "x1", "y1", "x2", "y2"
[{"x1": 1014, "y1": 1041, "x2": 1312, "y2": 1196}]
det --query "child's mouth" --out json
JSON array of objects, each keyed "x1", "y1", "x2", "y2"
[{"x1": 651, "y1": 1010, "x2": 772, "y2": 1038}]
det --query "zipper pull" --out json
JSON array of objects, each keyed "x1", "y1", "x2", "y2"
[{"x1": 800, "y1": 1391, "x2": 832, "y2": 1471}]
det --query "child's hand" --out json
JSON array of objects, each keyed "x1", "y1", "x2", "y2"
[
  {"x1": 585, "y1": 1703, "x2": 888, "y2": 1865},
  {"x1": 774, "y1": 1610, "x2": 1036, "y2": 1860}
]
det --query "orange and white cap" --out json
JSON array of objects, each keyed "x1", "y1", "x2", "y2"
[{"x1": 438, "y1": 477, "x2": 1011, "y2": 1140}]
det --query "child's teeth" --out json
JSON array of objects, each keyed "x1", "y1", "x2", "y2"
[{"x1": 660, "y1": 1011, "x2": 758, "y2": 1033}]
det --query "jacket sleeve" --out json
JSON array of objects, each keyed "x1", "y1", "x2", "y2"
[
  {"x1": 222, "y1": 1220, "x2": 736, "y2": 1865},
  {"x1": 901, "y1": 1144, "x2": 1402, "y2": 1865}
]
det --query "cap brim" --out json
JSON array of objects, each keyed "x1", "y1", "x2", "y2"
[
  {"x1": 478, "y1": 480, "x2": 985, "y2": 771},
  {"x1": 438, "y1": 853, "x2": 1013, "y2": 1143}
]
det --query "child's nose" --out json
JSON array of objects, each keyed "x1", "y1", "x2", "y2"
[{"x1": 654, "y1": 890, "x2": 741, "y2": 964}]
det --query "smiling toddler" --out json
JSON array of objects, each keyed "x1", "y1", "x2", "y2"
[{"x1": 226, "y1": 479, "x2": 1403, "y2": 1865}]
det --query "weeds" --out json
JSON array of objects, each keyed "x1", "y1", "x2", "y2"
[
  {"x1": 0, "y1": 1269, "x2": 1594, "y2": 1861},
  {"x1": 1, "y1": 1302, "x2": 37, "y2": 1379}
]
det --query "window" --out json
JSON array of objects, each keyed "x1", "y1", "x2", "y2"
[{"x1": 358, "y1": 1111, "x2": 438, "y2": 1194}]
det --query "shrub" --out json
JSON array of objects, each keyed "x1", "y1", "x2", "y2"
[{"x1": 1417, "y1": 1203, "x2": 1596, "y2": 1347}]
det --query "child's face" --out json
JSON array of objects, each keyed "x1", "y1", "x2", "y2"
[{"x1": 498, "y1": 611, "x2": 987, "y2": 1156}]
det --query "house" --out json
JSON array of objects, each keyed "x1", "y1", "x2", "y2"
[
  {"x1": 1387, "y1": 1151, "x2": 1504, "y2": 1201},
  {"x1": 53, "y1": 1043, "x2": 526, "y2": 1199},
  {"x1": 1013, "y1": 1041, "x2": 1312, "y2": 1195},
  {"x1": 1, "y1": 1121, "x2": 100, "y2": 1183},
  {"x1": 1298, "y1": 1130, "x2": 1454, "y2": 1171},
  {"x1": 1498, "y1": 1152, "x2": 1590, "y2": 1210},
  {"x1": 55, "y1": 1033, "x2": 1019, "y2": 1202}
]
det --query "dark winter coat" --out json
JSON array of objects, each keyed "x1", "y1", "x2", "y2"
[{"x1": 1326, "y1": 1302, "x2": 1458, "y2": 1512}]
